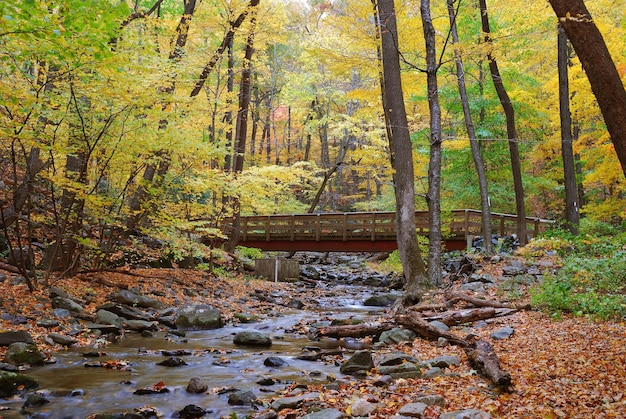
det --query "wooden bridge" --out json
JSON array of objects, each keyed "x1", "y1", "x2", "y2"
[{"x1": 223, "y1": 209, "x2": 554, "y2": 252}]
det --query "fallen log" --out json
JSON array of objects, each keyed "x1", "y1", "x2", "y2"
[
  {"x1": 464, "y1": 338, "x2": 512, "y2": 388},
  {"x1": 423, "y1": 307, "x2": 518, "y2": 327},
  {"x1": 313, "y1": 322, "x2": 394, "y2": 339},
  {"x1": 407, "y1": 298, "x2": 461, "y2": 312},
  {"x1": 395, "y1": 311, "x2": 513, "y2": 390},
  {"x1": 394, "y1": 311, "x2": 468, "y2": 347},
  {"x1": 445, "y1": 290, "x2": 531, "y2": 310}
]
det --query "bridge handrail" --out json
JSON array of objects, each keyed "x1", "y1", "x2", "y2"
[{"x1": 223, "y1": 209, "x2": 555, "y2": 243}]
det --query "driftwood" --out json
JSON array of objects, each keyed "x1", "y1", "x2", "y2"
[
  {"x1": 445, "y1": 290, "x2": 531, "y2": 310},
  {"x1": 465, "y1": 339, "x2": 512, "y2": 388},
  {"x1": 394, "y1": 311, "x2": 469, "y2": 347},
  {"x1": 314, "y1": 322, "x2": 394, "y2": 339},
  {"x1": 423, "y1": 307, "x2": 518, "y2": 326}
]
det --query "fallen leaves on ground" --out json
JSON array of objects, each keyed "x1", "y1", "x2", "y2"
[{"x1": 0, "y1": 261, "x2": 624, "y2": 418}]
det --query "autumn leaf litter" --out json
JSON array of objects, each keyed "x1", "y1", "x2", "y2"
[{"x1": 0, "y1": 258, "x2": 624, "y2": 418}]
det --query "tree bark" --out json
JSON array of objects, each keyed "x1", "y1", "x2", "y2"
[
  {"x1": 377, "y1": 0, "x2": 430, "y2": 299},
  {"x1": 557, "y1": 24, "x2": 580, "y2": 234},
  {"x1": 464, "y1": 339, "x2": 512, "y2": 388},
  {"x1": 548, "y1": 0, "x2": 626, "y2": 178},
  {"x1": 478, "y1": 0, "x2": 527, "y2": 244},
  {"x1": 447, "y1": 0, "x2": 492, "y2": 253},
  {"x1": 421, "y1": 0, "x2": 443, "y2": 286}
]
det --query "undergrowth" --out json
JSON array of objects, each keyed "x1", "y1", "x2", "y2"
[{"x1": 528, "y1": 219, "x2": 626, "y2": 320}]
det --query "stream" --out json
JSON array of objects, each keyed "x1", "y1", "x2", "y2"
[{"x1": 1, "y1": 284, "x2": 387, "y2": 418}]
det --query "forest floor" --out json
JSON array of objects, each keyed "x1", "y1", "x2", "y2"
[{"x1": 0, "y1": 255, "x2": 625, "y2": 418}]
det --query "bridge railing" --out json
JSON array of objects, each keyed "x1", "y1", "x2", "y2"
[{"x1": 224, "y1": 209, "x2": 554, "y2": 245}]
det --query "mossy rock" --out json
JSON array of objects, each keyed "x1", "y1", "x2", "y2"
[{"x1": 0, "y1": 371, "x2": 38, "y2": 397}]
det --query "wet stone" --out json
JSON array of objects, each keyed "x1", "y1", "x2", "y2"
[
  {"x1": 264, "y1": 356, "x2": 288, "y2": 367},
  {"x1": 233, "y1": 331, "x2": 272, "y2": 347},
  {"x1": 186, "y1": 377, "x2": 208, "y2": 393},
  {"x1": 177, "y1": 404, "x2": 210, "y2": 418},
  {"x1": 157, "y1": 356, "x2": 188, "y2": 367},
  {"x1": 228, "y1": 390, "x2": 257, "y2": 406},
  {"x1": 23, "y1": 392, "x2": 49, "y2": 408},
  {"x1": 301, "y1": 408, "x2": 344, "y2": 419}
]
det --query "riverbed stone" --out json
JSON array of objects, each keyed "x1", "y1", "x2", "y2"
[
  {"x1": 47, "y1": 333, "x2": 76, "y2": 346},
  {"x1": 175, "y1": 304, "x2": 223, "y2": 330},
  {"x1": 23, "y1": 392, "x2": 49, "y2": 408},
  {"x1": 340, "y1": 350, "x2": 374, "y2": 374},
  {"x1": 98, "y1": 303, "x2": 153, "y2": 321},
  {"x1": 177, "y1": 404, "x2": 209, "y2": 418},
  {"x1": 378, "y1": 352, "x2": 419, "y2": 366},
  {"x1": 301, "y1": 408, "x2": 344, "y2": 419},
  {"x1": 234, "y1": 331, "x2": 272, "y2": 347},
  {"x1": 423, "y1": 367, "x2": 444, "y2": 379},
  {"x1": 228, "y1": 390, "x2": 258, "y2": 406},
  {"x1": 4, "y1": 342, "x2": 45, "y2": 366},
  {"x1": 96, "y1": 309, "x2": 122, "y2": 326},
  {"x1": 264, "y1": 356, "x2": 288, "y2": 367},
  {"x1": 234, "y1": 312, "x2": 258, "y2": 323},
  {"x1": 0, "y1": 371, "x2": 38, "y2": 397},
  {"x1": 377, "y1": 362, "x2": 421, "y2": 379},
  {"x1": 270, "y1": 392, "x2": 321, "y2": 410},
  {"x1": 0, "y1": 330, "x2": 35, "y2": 346},
  {"x1": 157, "y1": 356, "x2": 187, "y2": 367},
  {"x1": 397, "y1": 402, "x2": 428, "y2": 417},
  {"x1": 439, "y1": 409, "x2": 492, "y2": 419},
  {"x1": 36, "y1": 319, "x2": 60, "y2": 328},
  {"x1": 51, "y1": 296, "x2": 84, "y2": 313},
  {"x1": 363, "y1": 293, "x2": 399, "y2": 307},
  {"x1": 186, "y1": 377, "x2": 208, "y2": 393},
  {"x1": 421, "y1": 355, "x2": 461, "y2": 369},
  {"x1": 108, "y1": 289, "x2": 165, "y2": 309},
  {"x1": 378, "y1": 328, "x2": 417, "y2": 345},
  {"x1": 122, "y1": 319, "x2": 158, "y2": 332}
]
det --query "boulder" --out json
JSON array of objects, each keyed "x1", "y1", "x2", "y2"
[
  {"x1": 378, "y1": 328, "x2": 417, "y2": 345},
  {"x1": 233, "y1": 331, "x2": 272, "y2": 347},
  {"x1": 47, "y1": 333, "x2": 76, "y2": 346},
  {"x1": 339, "y1": 350, "x2": 374, "y2": 374},
  {"x1": 0, "y1": 371, "x2": 38, "y2": 397},
  {"x1": 228, "y1": 390, "x2": 257, "y2": 406},
  {"x1": 108, "y1": 289, "x2": 165, "y2": 309},
  {"x1": 186, "y1": 377, "x2": 208, "y2": 393},
  {"x1": 363, "y1": 293, "x2": 399, "y2": 307},
  {"x1": 0, "y1": 330, "x2": 35, "y2": 347},
  {"x1": 50, "y1": 296, "x2": 84, "y2": 313},
  {"x1": 4, "y1": 342, "x2": 45, "y2": 366},
  {"x1": 491, "y1": 326, "x2": 514, "y2": 340},
  {"x1": 301, "y1": 409, "x2": 344, "y2": 419},
  {"x1": 175, "y1": 305, "x2": 223, "y2": 330}
]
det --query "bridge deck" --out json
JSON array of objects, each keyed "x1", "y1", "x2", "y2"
[{"x1": 223, "y1": 209, "x2": 554, "y2": 252}]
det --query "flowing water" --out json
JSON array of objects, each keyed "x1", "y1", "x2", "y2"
[{"x1": 0, "y1": 285, "x2": 386, "y2": 418}]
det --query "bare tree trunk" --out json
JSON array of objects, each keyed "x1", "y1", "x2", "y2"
[
  {"x1": 548, "y1": 0, "x2": 626, "y2": 177},
  {"x1": 447, "y1": 0, "x2": 492, "y2": 253},
  {"x1": 376, "y1": 0, "x2": 429, "y2": 300},
  {"x1": 558, "y1": 24, "x2": 580, "y2": 234},
  {"x1": 421, "y1": 0, "x2": 443, "y2": 286},
  {"x1": 478, "y1": 0, "x2": 527, "y2": 244}
]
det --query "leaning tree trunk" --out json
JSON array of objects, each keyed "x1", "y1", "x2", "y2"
[
  {"x1": 548, "y1": 0, "x2": 626, "y2": 178},
  {"x1": 479, "y1": 0, "x2": 527, "y2": 244},
  {"x1": 558, "y1": 24, "x2": 580, "y2": 234},
  {"x1": 447, "y1": 0, "x2": 493, "y2": 253},
  {"x1": 421, "y1": 0, "x2": 444, "y2": 286},
  {"x1": 376, "y1": 0, "x2": 430, "y2": 299}
]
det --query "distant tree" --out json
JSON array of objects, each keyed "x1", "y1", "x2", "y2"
[
  {"x1": 478, "y1": 0, "x2": 527, "y2": 243},
  {"x1": 557, "y1": 24, "x2": 580, "y2": 234},
  {"x1": 447, "y1": 0, "x2": 493, "y2": 253}
]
